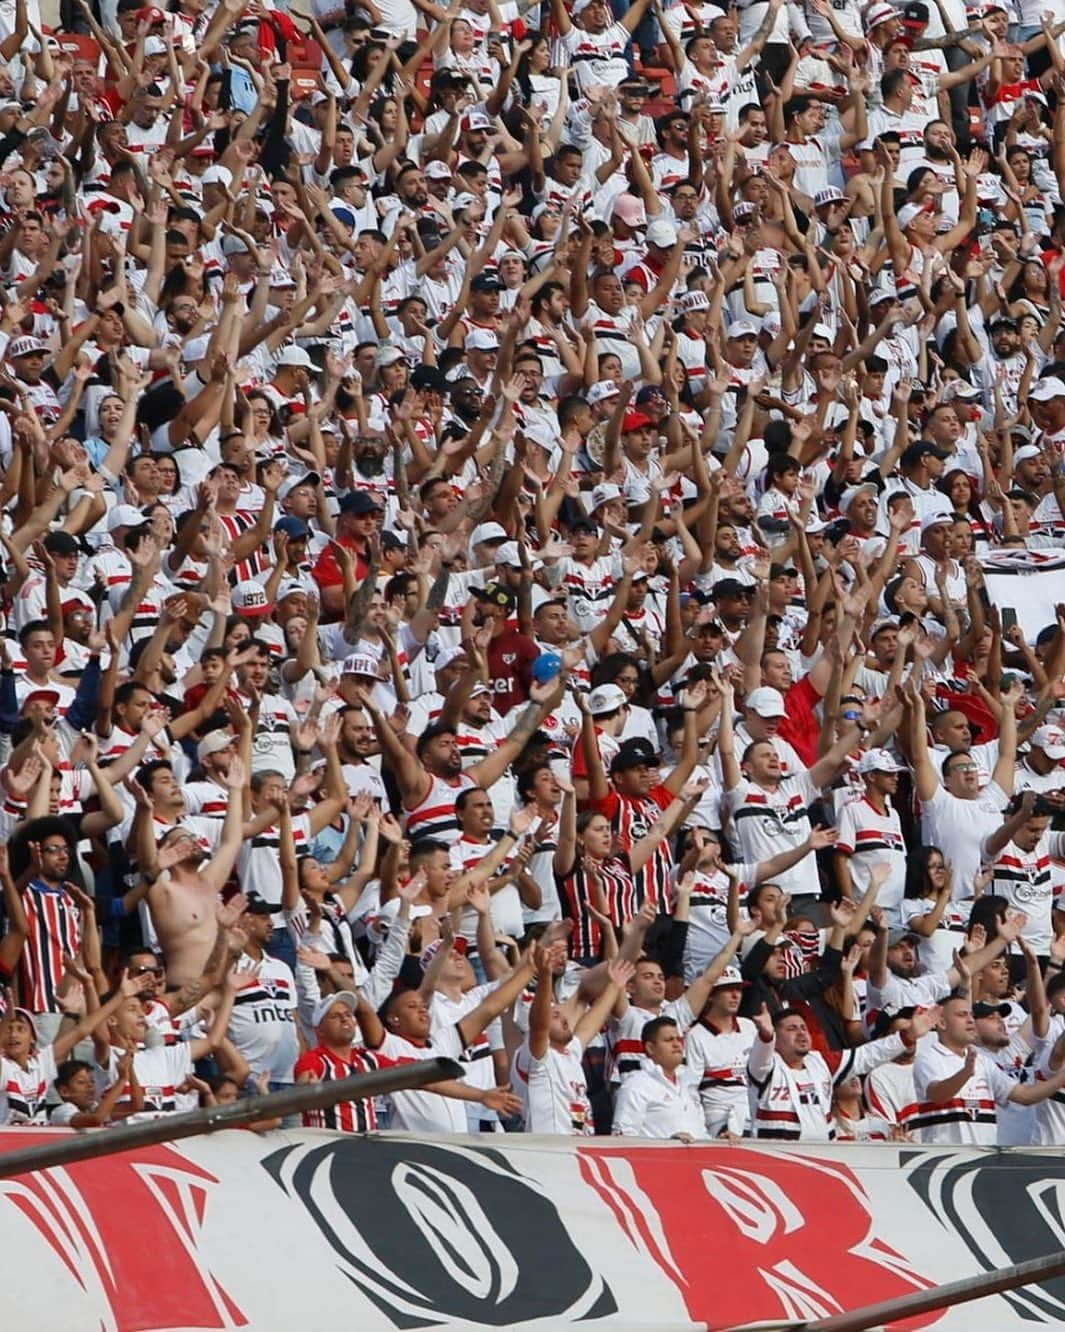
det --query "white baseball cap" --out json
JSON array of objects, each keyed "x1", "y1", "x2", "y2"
[
  {"x1": 1030, "y1": 376, "x2": 1065, "y2": 402},
  {"x1": 1032, "y1": 726, "x2": 1065, "y2": 760},
  {"x1": 645, "y1": 217, "x2": 678, "y2": 248},
  {"x1": 340, "y1": 653, "x2": 381, "y2": 678},
  {"x1": 232, "y1": 580, "x2": 273, "y2": 616},
  {"x1": 745, "y1": 686, "x2": 787, "y2": 718},
  {"x1": 856, "y1": 748, "x2": 903, "y2": 775},
  {"x1": 276, "y1": 345, "x2": 314, "y2": 368},
  {"x1": 712, "y1": 965, "x2": 745, "y2": 989},
  {"x1": 588, "y1": 683, "x2": 627, "y2": 715},
  {"x1": 866, "y1": 2, "x2": 898, "y2": 26},
  {"x1": 107, "y1": 503, "x2": 145, "y2": 531},
  {"x1": 464, "y1": 328, "x2": 500, "y2": 352},
  {"x1": 591, "y1": 482, "x2": 623, "y2": 509},
  {"x1": 587, "y1": 379, "x2": 620, "y2": 406},
  {"x1": 197, "y1": 730, "x2": 236, "y2": 763},
  {"x1": 312, "y1": 991, "x2": 359, "y2": 1026},
  {"x1": 470, "y1": 520, "x2": 508, "y2": 547}
]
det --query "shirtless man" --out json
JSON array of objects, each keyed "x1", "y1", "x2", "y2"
[{"x1": 144, "y1": 757, "x2": 249, "y2": 985}]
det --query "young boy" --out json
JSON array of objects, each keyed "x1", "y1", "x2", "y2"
[{"x1": 50, "y1": 1051, "x2": 141, "y2": 1127}]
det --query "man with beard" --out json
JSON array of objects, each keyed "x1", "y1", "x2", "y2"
[
  {"x1": 865, "y1": 909, "x2": 1025, "y2": 1017},
  {"x1": 957, "y1": 312, "x2": 1027, "y2": 417},
  {"x1": 382, "y1": 161, "x2": 430, "y2": 228},
  {"x1": 357, "y1": 677, "x2": 558, "y2": 846},
  {"x1": 143, "y1": 757, "x2": 249, "y2": 986},
  {"x1": 333, "y1": 704, "x2": 387, "y2": 803},
  {"x1": 972, "y1": 940, "x2": 1051, "y2": 1145}
]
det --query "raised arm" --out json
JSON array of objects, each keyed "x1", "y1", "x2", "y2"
[{"x1": 201, "y1": 757, "x2": 248, "y2": 893}]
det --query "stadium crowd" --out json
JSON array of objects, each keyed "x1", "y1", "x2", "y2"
[{"x1": 2, "y1": 0, "x2": 1065, "y2": 1147}]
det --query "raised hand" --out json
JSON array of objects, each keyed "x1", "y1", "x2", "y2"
[
  {"x1": 752, "y1": 1002, "x2": 774, "y2": 1042},
  {"x1": 217, "y1": 892, "x2": 249, "y2": 930},
  {"x1": 606, "y1": 957, "x2": 636, "y2": 990},
  {"x1": 297, "y1": 945, "x2": 332, "y2": 972}
]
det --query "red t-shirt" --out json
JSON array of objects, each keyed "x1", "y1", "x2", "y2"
[
  {"x1": 487, "y1": 628, "x2": 538, "y2": 715},
  {"x1": 312, "y1": 539, "x2": 370, "y2": 619},
  {"x1": 779, "y1": 674, "x2": 822, "y2": 768}
]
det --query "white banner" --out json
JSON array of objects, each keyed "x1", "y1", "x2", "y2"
[
  {"x1": 2, "y1": 1130, "x2": 1065, "y2": 1331},
  {"x1": 980, "y1": 550, "x2": 1065, "y2": 641}
]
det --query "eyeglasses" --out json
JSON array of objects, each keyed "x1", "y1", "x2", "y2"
[
  {"x1": 130, "y1": 964, "x2": 163, "y2": 977},
  {"x1": 949, "y1": 762, "x2": 978, "y2": 774},
  {"x1": 41, "y1": 844, "x2": 69, "y2": 853}
]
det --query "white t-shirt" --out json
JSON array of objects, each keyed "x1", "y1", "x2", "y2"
[
  {"x1": 919, "y1": 780, "x2": 1009, "y2": 899},
  {"x1": 94, "y1": 1042, "x2": 193, "y2": 1121},
  {"x1": 378, "y1": 1031, "x2": 469, "y2": 1133},
  {"x1": 514, "y1": 1037, "x2": 593, "y2": 1134},
  {"x1": 226, "y1": 953, "x2": 299, "y2": 1083}
]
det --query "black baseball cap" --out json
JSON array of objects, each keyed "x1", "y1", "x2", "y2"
[
  {"x1": 242, "y1": 894, "x2": 274, "y2": 916},
  {"x1": 475, "y1": 580, "x2": 515, "y2": 610},
  {"x1": 339, "y1": 490, "x2": 384, "y2": 515},
  {"x1": 712, "y1": 577, "x2": 753, "y2": 600},
  {"x1": 611, "y1": 738, "x2": 661, "y2": 772},
  {"x1": 411, "y1": 365, "x2": 447, "y2": 393},
  {"x1": 973, "y1": 1001, "x2": 1011, "y2": 1018},
  {"x1": 900, "y1": 441, "x2": 949, "y2": 469},
  {"x1": 44, "y1": 531, "x2": 80, "y2": 556}
]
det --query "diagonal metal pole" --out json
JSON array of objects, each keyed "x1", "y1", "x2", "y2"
[
  {"x1": 722, "y1": 1249, "x2": 1065, "y2": 1332},
  {"x1": 0, "y1": 1056, "x2": 464, "y2": 1180}
]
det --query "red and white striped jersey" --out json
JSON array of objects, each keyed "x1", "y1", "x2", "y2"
[
  {"x1": 911, "y1": 1038, "x2": 1013, "y2": 1144},
  {"x1": 607, "y1": 996, "x2": 695, "y2": 1084},
  {"x1": 590, "y1": 787, "x2": 675, "y2": 912},
  {"x1": 680, "y1": 865, "x2": 756, "y2": 983},
  {"x1": 990, "y1": 831, "x2": 1064, "y2": 956},
  {"x1": 19, "y1": 881, "x2": 82, "y2": 1013},
  {"x1": 863, "y1": 1059, "x2": 919, "y2": 1136},
  {"x1": 217, "y1": 511, "x2": 267, "y2": 585},
  {"x1": 430, "y1": 983, "x2": 500, "y2": 1095},
  {"x1": 98, "y1": 725, "x2": 170, "y2": 769},
  {"x1": 294, "y1": 1044, "x2": 402, "y2": 1132},
  {"x1": 836, "y1": 795, "x2": 908, "y2": 918},
  {"x1": 684, "y1": 1015, "x2": 756, "y2": 1136},
  {"x1": 236, "y1": 812, "x2": 311, "y2": 911},
  {"x1": 549, "y1": 553, "x2": 621, "y2": 632},
  {"x1": 183, "y1": 779, "x2": 231, "y2": 819},
  {"x1": 0, "y1": 1045, "x2": 57, "y2": 1124},
  {"x1": 448, "y1": 834, "x2": 522, "y2": 940},
  {"x1": 557, "y1": 853, "x2": 638, "y2": 959},
  {"x1": 724, "y1": 772, "x2": 820, "y2": 901},
  {"x1": 676, "y1": 327, "x2": 709, "y2": 395},
  {"x1": 404, "y1": 772, "x2": 477, "y2": 846},
  {"x1": 748, "y1": 1031, "x2": 908, "y2": 1141},
  {"x1": 455, "y1": 717, "x2": 508, "y2": 769},
  {"x1": 514, "y1": 1036, "x2": 593, "y2": 1135}
]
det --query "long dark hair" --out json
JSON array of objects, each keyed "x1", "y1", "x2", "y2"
[
  {"x1": 515, "y1": 31, "x2": 548, "y2": 104},
  {"x1": 904, "y1": 844, "x2": 945, "y2": 899}
]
